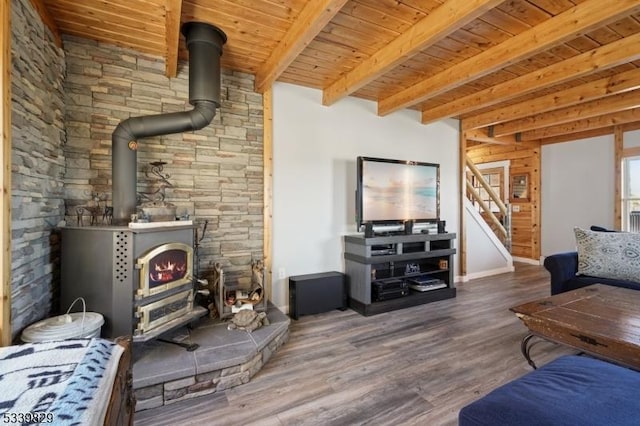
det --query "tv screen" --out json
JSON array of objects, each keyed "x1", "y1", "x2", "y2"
[{"x1": 357, "y1": 156, "x2": 440, "y2": 228}]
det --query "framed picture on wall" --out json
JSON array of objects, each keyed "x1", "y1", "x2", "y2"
[{"x1": 510, "y1": 174, "x2": 529, "y2": 202}]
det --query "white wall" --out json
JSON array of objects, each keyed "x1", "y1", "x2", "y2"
[
  {"x1": 541, "y1": 129, "x2": 640, "y2": 257},
  {"x1": 541, "y1": 136, "x2": 614, "y2": 256},
  {"x1": 464, "y1": 199, "x2": 513, "y2": 280},
  {"x1": 626, "y1": 129, "x2": 640, "y2": 148},
  {"x1": 272, "y1": 82, "x2": 460, "y2": 310}
]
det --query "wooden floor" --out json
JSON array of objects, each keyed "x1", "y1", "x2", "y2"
[{"x1": 135, "y1": 263, "x2": 574, "y2": 425}]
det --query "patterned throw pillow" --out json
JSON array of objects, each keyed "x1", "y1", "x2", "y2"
[{"x1": 575, "y1": 227, "x2": 640, "y2": 281}]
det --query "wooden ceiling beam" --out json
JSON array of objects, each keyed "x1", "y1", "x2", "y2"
[
  {"x1": 463, "y1": 128, "x2": 518, "y2": 145},
  {"x1": 164, "y1": 0, "x2": 182, "y2": 78},
  {"x1": 624, "y1": 146, "x2": 640, "y2": 157},
  {"x1": 421, "y1": 32, "x2": 640, "y2": 125},
  {"x1": 463, "y1": 67, "x2": 640, "y2": 131},
  {"x1": 254, "y1": 0, "x2": 348, "y2": 94},
  {"x1": 322, "y1": 0, "x2": 503, "y2": 107},
  {"x1": 520, "y1": 108, "x2": 640, "y2": 141},
  {"x1": 28, "y1": 0, "x2": 62, "y2": 47},
  {"x1": 493, "y1": 89, "x2": 640, "y2": 136},
  {"x1": 539, "y1": 121, "x2": 640, "y2": 145},
  {"x1": 539, "y1": 128, "x2": 612, "y2": 145},
  {"x1": 377, "y1": 0, "x2": 640, "y2": 117}
]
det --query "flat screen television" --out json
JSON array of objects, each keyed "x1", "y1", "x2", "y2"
[{"x1": 356, "y1": 156, "x2": 440, "y2": 230}]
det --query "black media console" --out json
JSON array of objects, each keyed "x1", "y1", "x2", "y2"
[{"x1": 343, "y1": 232, "x2": 456, "y2": 316}]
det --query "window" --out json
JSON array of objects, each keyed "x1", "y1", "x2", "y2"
[
  {"x1": 467, "y1": 167, "x2": 504, "y2": 213},
  {"x1": 622, "y1": 156, "x2": 640, "y2": 232}
]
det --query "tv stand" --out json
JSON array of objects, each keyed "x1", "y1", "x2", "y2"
[
  {"x1": 343, "y1": 233, "x2": 456, "y2": 316},
  {"x1": 373, "y1": 231, "x2": 403, "y2": 237}
]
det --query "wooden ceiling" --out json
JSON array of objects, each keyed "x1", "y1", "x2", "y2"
[{"x1": 34, "y1": 0, "x2": 640, "y2": 145}]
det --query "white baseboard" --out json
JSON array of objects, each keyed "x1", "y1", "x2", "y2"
[
  {"x1": 512, "y1": 256, "x2": 542, "y2": 265},
  {"x1": 461, "y1": 265, "x2": 515, "y2": 282}
]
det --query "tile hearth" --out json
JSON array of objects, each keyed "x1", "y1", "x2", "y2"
[{"x1": 132, "y1": 305, "x2": 290, "y2": 411}]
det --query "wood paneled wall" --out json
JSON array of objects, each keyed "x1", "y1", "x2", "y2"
[{"x1": 466, "y1": 141, "x2": 541, "y2": 261}]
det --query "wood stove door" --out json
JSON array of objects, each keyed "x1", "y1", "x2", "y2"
[{"x1": 136, "y1": 242, "x2": 193, "y2": 298}]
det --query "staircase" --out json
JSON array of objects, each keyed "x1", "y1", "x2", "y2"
[
  {"x1": 465, "y1": 156, "x2": 512, "y2": 252},
  {"x1": 463, "y1": 156, "x2": 514, "y2": 279}
]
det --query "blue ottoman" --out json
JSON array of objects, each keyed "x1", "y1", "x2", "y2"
[{"x1": 459, "y1": 355, "x2": 640, "y2": 425}]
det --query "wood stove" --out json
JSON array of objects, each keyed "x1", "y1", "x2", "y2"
[
  {"x1": 60, "y1": 223, "x2": 206, "y2": 341},
  {"x1": 58, "y1": 22, "x2": 225, "y2": 342},
  {"x1": 136, "y1": 242, "x2": 193, "y2": 298}
]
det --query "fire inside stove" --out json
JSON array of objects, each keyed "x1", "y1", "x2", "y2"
[
  {"x1": 150, "y1": 250, "x2": 188, "y2": 286},
  {"x1": 137, "y1": 242, "x2": 193, "y2": 298}
]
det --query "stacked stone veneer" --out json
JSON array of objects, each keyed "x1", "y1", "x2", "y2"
[
  {"x1": 8, "y1": 2, "x2": 264, "y2": 338},
  {"x1": 10, "y1": 0, "x2": 66, "y2": 340},
  {"x1": 63, "y1": 37, "x2": 264, "y2": 283},
  {"x1": 135, "y1": 328, "x2": 289, "y2": 411}
]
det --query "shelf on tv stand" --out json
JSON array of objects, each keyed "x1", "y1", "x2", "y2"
[
  {"x1": 343, "y1": 232, "x2": 456, "y2": 316},
  {"x1": 349, "y1": 287, "x2": 456, "y2": 316},
  {"x1": 374, "y1": 271, "x2": 448, "y2": 284}
]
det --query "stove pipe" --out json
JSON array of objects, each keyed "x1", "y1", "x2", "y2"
[{"x1": 111, "y1": 22, "x2": 227, "y2": 224}]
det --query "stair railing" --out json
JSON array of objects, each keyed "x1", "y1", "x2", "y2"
[{"x1": 465, "y1": 156, "x2": 509, "y2": 241}]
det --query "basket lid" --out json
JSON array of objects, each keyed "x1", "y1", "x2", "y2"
[{"x1": 21, "y1": 312, "x2": 104, "y2": 343}]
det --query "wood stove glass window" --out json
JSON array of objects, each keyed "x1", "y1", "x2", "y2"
[
  {"x1": 137, "y1": 242, "x2": 193, "y2": 298},
  {"x1": 150, "y1": 249, "x2": 188, "y2": 287}
]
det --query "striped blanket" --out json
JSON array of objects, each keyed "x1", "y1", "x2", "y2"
[{"x1": 0, "y1": 338, "x2": 123, "y2": 425}]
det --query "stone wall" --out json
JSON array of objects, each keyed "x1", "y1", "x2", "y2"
[
  {"x1": 63, "y1": 37, "x2": 264, "y2": 284},
  {"x1": 10, "y1": 0, "x2": 66, "y2": 339}
]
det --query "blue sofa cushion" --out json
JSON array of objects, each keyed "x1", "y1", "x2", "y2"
[{"x1": 459, "y1": 355, "x2": 640, "y2": 426}]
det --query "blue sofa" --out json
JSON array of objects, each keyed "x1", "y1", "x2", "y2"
[
  {"x1": 543, "y1": 251, "x2": 640, "y2": 295},
  {"x1": 459, "y1": 355, "x2": 640, "y2": 426}
]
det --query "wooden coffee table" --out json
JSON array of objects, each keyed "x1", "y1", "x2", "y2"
[{"x1": 511, "y1": 284, "x2": 640, "y2": 370}]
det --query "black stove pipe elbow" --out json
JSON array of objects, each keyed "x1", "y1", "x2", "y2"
[{"x1": 111, "y1": 22, "x2": 227, "y2": 224}]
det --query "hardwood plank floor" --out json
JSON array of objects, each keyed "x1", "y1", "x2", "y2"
[{"x1": 134, "y1": 263, "x2": 574, "y2": 425}]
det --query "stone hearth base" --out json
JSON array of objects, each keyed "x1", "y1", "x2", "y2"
[{"x1": 133, "y1": 304, "x2": 289, "y2": 411}]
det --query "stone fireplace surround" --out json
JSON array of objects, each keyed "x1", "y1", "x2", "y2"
[
  {"x1": 9, "y1": 2, "x2": 290, "y2": 411},
  {"x1": 10, "y1": 0, "x2": 265, "y2": 340},
  {"x1": 10, "y1": 0, "x2": 284, "y2": 411},
  {"x1": 133, "y1": 305, "x2": 289, "y2": 411}
]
